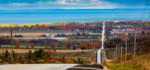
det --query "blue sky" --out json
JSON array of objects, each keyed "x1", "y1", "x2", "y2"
[{"x1": 0, "y1": 0, "x2": 149, "y2": 24}]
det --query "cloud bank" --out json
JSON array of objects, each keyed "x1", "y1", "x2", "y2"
[{"x1": 0, "y1": 0, "x2": 122, "y2": 10}]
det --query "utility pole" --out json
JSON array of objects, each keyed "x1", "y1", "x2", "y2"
[
  {"x1": 115, "y1": 44, "x2": 118, "y2": 61},
  {"x1": 125, "y1": 33, "x2": 128, "y2": 60},
  {"x1": 45, "y1": 36, "x2": 48, "y2": 52},
  {"x1": 10, "y1": 26, "x2": 14, "y2": 64},
  {"x1": 134, "y1": 28, "x2": 137, "y2": 58},
  {"x1": 120, "y1": 46, "x2": 123, "y2": 64},
  {"x1": 0, "y1": 32, "x2": 4, "y2": 54}
]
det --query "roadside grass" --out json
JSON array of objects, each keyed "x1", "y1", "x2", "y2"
[
  {"x1": 104, "y1": 60, "x2": 141, "y2": 70},
  {"x1": 109, "y1": 63, "x2": 141, "y2": 70},
  {"x1": 105, "y1": 54, "x2": 150, "y2": 70},
  {"x1": 134, "y1": 54, "x2": 150, "y2": 70}
]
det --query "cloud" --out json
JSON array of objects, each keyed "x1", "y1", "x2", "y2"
[{"x1": 0, "y1": 0, "x2": 122, "y2": 10}]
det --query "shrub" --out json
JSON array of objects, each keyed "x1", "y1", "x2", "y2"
[
  {"x1": 64, "y1": 58, "x2": 75, "y2": 63},
  {"x1": 76, "y1": 58, "x2": 84, "y2": 64}
]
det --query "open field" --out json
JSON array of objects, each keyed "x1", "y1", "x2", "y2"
[
  {"x1": 0, "y1": 32, "x2": 73, "y2": 37},
  {"x1": 0, "y1": 49, "x2": 95, "y2": 54},
  {"x1": 0, "y1": 48, "x2": 97, "y2": 64}
]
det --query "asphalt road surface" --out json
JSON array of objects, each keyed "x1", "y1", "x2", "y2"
[
  {"x1": 0, "y1": 64, "x2": 77, "y2": 70},
  {"x1": 0, "y1": 64, "x2": 104, "y2": 70}
]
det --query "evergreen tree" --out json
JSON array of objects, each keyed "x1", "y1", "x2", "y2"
[
  {"x1": 3, "y1": 49, "x2": 10, "y2": 63},
  {"x1": 27, "y1": 50, "x2": 32, "y2": 63},
  {"x1": 12, "y1": 50, "x2": 18, "y2": 63}
]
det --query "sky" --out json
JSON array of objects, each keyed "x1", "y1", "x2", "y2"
[{"x1": 0, "y1": 0, "x2": 149, "y2": 24}]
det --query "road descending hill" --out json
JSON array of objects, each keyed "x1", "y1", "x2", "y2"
[{"x1": 0, "y1": 64, "x2": 104, "y2": 70}]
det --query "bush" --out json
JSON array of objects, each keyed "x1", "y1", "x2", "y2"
[
  {"x1": 64, "y1": 58, "x2": 75, "y2": 63},
  {"x1": 76, "y1": 58, "x2": 84, "y2": 64},
  {"x1": 125, "y1": 53, "x2": 134, "y2": 60}
]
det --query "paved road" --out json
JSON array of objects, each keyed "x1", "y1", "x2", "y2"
[
  {"x1": 0, "y1": 64, "x2": 77, "y2": 70},
  {"x1": 67, "y1": 64, "x2": 104, "y2": 70},
  {"x1": 0, "y1": 64, "x2": 104, "y2": 70}
]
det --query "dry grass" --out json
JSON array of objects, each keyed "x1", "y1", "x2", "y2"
[
  {"x1": 134, "y1": 54, "x2": 150, "y2": 70},
  {"x1": 0, "y1": 48, "x2": 94, "y2": 53},
  {"x1": 105, "y1": 54, "x2": 150, "y2": 70}
]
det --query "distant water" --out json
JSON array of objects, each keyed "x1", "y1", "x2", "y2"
[{"x1": 0, "y1": 9, "x2": 149, "y2": 24}]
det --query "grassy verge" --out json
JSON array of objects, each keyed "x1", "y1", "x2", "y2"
[
  {"x1": 108, "y1": 63, "x2": 141, "y2": 70},
  {"x1": 134, "y1": 54, "x2": 150, "y2": 70},
  {"x1": 105, "y1": 54, "x2": 150, "y2": 70}
]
